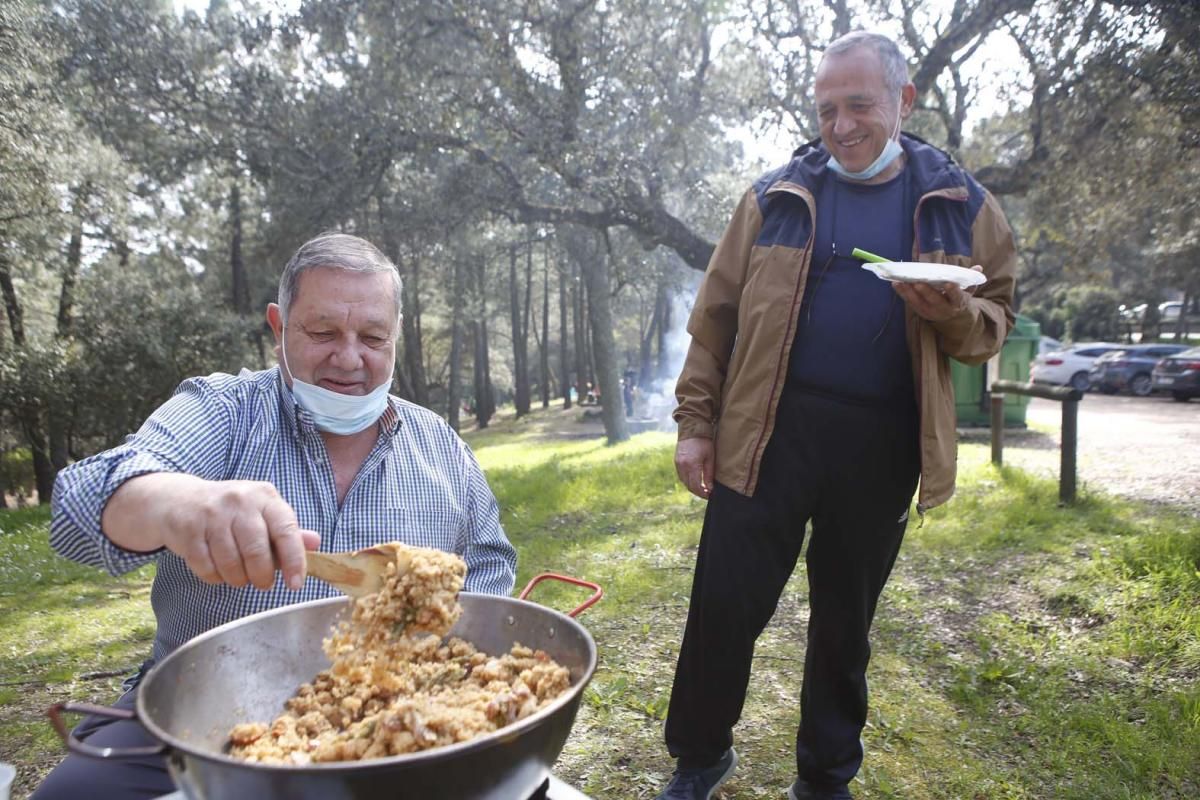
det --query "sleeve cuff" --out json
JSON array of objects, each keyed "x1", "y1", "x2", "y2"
[
  {"x1": 676, "y1": 417, "x2": 715, "y2": 441},
  {"x1": 930, "y1": 298, "x2": 977, "y2": 341},
  {"x1": 100, "y1": 455, "x2": 185, "y2": 562}
]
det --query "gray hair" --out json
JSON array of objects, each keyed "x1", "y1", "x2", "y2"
[
  {"x1": 278, "y1": 233, "x2": 403, "y2": 330},
  {"x1": 822, "y1": 31, "x2": 910, "y2": 95}
]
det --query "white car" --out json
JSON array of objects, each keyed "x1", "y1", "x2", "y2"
[
  {"x1": 1038, "y1": 336, "x2": 1063, "y2": 357},
  {"x1": 1031, "y1": 342, "x2": 1128, "y2": 391}
]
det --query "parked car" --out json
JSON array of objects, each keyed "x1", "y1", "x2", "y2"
[
  {"x1": 1089, "y1": 344, "x2": 1190, "y2": 396},
  {"x1": 1117, "y1": 300, "x2": 1200, "y2": 336},
  {"x1": 1152, "y1": 346, "x2": 1200, "y2": 402},
  {"x1": 1158, "y1": 300, "x2": 1200, "y2": 326},
  {"x1": 1037, "y1": 336, "x2": 1063, "y2": 357},
  {"x1": 1031, "y1": 343, "x2": 1127, "y2": 392}
]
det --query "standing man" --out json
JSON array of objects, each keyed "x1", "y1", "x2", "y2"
[
  {"x1": 35, "y1": 233, "x2": 517, "y2": 800},
  {"x1": 656, "y1": 31, "x2": 1016, "y2": 800}
]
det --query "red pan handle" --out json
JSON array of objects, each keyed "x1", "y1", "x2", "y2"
[
  {"x1": 518, "y1": 573, "x2": 604, "y2": 618},
  {"x1": 47, "y1": 701, "x2": 168, "y2": 758}
]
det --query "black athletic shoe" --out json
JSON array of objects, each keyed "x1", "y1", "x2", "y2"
[
  {"x1": 787, "y1": 777, "x2": 853, "y2": 800},
  {"x1": 654, "y1": 749, "x2": 738, "y2": 800}
]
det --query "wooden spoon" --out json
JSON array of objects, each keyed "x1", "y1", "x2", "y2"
[{"x1": 306, "y1": 546, "x2": 406, "y2": 598}]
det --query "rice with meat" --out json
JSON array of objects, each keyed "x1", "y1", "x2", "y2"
[{"x1": 228, "y1": 543, "x2": 571, "y2": 764}]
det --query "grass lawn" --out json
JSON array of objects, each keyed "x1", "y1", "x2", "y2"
[{"x1": 2, "y1": 404, "x2": 1198, "y2": 799}]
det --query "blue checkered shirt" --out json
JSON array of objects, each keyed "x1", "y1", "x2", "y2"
[{"x1": 51, "y1": 367, "x2": 517, "y2": 662}]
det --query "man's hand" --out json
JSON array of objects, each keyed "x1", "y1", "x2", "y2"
[
  {"x1": 102, "y1": 474, "x2": 320, "y2": 590},
  {"x1": 893, "y1": 265, "x2": 984, "y2": 321},
  {"x1": 675, "y1": 438, "x2": 715, "y2": 499}
]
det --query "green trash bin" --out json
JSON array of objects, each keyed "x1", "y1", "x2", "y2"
[{"x1": 950, "y1": 314, "x2": 1041, "y2": 427}]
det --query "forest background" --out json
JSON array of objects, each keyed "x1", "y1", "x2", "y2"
[{"x1": 1, "y1": 0, "x2": 1197, "y2": 503}]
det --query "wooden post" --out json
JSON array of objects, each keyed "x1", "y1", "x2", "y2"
[
  {"x1": 1060, "y1": 398, "x2": 1078, "y2": 505},
  {"x1": 990, "y1": 393, "x2": 1005, "y2": 465},
  {"x1": 990, "y1": 380, "x2": 1083, "y2": 506}
]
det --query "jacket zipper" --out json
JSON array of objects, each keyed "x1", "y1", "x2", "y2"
[{"x1": 747, "y1": 183, "x2": 816, "y2": 494}]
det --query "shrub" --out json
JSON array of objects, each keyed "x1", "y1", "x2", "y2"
[{"x1": 1023, "y1": 285, "x2": 1121, "y2": 342}]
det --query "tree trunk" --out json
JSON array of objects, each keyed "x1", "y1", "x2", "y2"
[
  {"x1": 529, "y1": 297, "x2": 543, "y2": 395},
  {"x1": 391, "y1": 359, "x2": 417, "y2": 400},
  {"x1": 376, "y1": 201, "x2": 429, "y2": 407},
  {"x1": 569, "y1": 228, "x2": 629, "y2": 443},
  {"x1": 230, "y1": 181, "x2": 270, "y2": 366},
  {"x1": 447, "y1": 259, "x2": 465, "y2": 432},
  {"x1": 559, "y1": 257, "x2": 572, "y2": 410},
  {"x1": 1173, "y1": 290, "x2": 1191, "y2": 342},
  {"x1": 656, "y1": 287, "x2": 674, "y2": 381},
  {"x1": 58, "y1": 187, "x2": 86, "y2": 337},
  {"x1": 638, "y1": 285, "x2": 664, "y2": 387},
  {"x1": 471, "y1": 323, "x2": 489, "y2": 429},
  {"x1": 402, "y1": 252, "x2": 430, "y2": 407},
  {"x1": 472, "y1": 256, "x2": 495, "y2": 429},
  {"x1": 572, "y1": 265, "x2": 595, "y2": 397},
  {"x1": 29, "y1": 435, "x2": 55, "y2": 505},
  {"x1": 1, "y1": 248, "x2": 56, "y2": 501},
  {"x1": 523, "y1": 241, "x2": 535, "y2": 407},
  {"x1": 509, "y1": 248, "x2": 531, "y2": 417},
  {"x1": 50, "y1": 190, "x2": 89, "y2": 471},
  {"x1": 0, "y1": 252, "x2": 25, "y2": 345},
  {"x1": 14, "y1": 408, "x2": 54, "y2": 504},
  {"x1": 378, "y1": 234, "x2": 414, "y2": 402},
  {"x1": 229, "y1": 181, "x2": 250, "y2": 314},
  {"x1": 540, "y1": 245, "x2": 551, "y2": 409},
  {"x1": 586, "y1": 289, "x2": 597, "y2": 392}
]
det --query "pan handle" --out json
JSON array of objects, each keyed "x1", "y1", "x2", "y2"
[
  {"x1": 518, "y1": 573, "x2": 603, "y2": 618},
  {"x1": 47, "y1": 702, "x2": 168, "y2": 758}
]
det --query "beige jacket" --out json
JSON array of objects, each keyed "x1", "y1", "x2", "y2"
[{"x1": 674, "y1": 135, "x2": 1017, "y2": 512}]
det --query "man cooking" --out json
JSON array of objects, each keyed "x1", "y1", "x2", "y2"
[{"x1": 34, "y1": 232, "x2": 517, "y2": 800}]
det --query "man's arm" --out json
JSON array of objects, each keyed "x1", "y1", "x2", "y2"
[
  {"x1": 457, "y1": 440, "x2": 517, "y2": 596},
  {"x1": 102, "y1": 473, "x2": 317, "y2": 590},
  {"x1": 673, "y1": 186, "x2": 762, "y2": 498},
  {"x1": 51, "y1": 374, "x2": 318, "y2": 589},
  {"x1": 922, "y1": 190, "x2": 1017, "y2": 364}
]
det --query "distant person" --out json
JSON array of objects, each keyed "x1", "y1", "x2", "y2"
[
  {"x1": 623, "y1": 371, "x2": 636, "y2": 417},
  {"x1": 35, "y1": 233, "x2": 517, "y2": 800},
  {"x1": 656, "y1": 31, "x2": 1016, "y2": 800}
]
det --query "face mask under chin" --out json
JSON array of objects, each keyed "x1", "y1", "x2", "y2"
[
  {"x1": 827, "y1": 99, "x2": 904, "y2": 181},
  {"x1": 279, "y1": 334, "x2": 393, "y2": 435}
]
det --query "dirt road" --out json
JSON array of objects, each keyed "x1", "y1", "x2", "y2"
[{"x1": 972, "y1": 393, "x2": 1200, "y2": 514}]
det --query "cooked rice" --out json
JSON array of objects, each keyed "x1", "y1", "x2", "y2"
[{"x1": 228, "y1": 543, "x2": 571, "y2": 764}]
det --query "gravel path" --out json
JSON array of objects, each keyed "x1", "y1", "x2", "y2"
[{"x1": 961, "y1": 394, "x2": 1200, "y2": 515}]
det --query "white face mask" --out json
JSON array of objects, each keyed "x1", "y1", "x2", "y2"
[
  {"x1": 827, "y1": 94, "x2": 904, "y2": 181},
  {"x1": 279, "y1": 332, "x2": 392, "y2": 435}
]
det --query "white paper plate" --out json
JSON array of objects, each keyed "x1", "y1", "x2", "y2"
[{"x1": 862, "y1": 261, "x2": 986, "y2": 288}]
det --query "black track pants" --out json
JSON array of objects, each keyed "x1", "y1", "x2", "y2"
[{"x1": 664, "y1": 387, "x2": 920, "y2": 788}]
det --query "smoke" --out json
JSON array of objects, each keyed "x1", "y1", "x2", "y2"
[{"x1": 634, "y1": 289, "x2": 698, "y2": 431}]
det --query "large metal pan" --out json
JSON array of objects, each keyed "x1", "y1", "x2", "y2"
[{"x1": 50, "y1": 574, "x2": 601, "y2": 799}]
